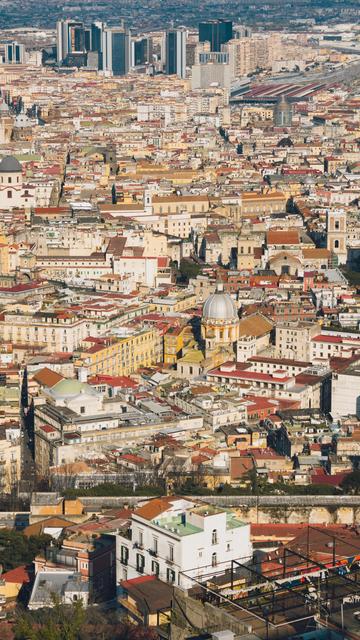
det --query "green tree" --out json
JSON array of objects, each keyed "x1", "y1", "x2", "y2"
[
  {"x1": 14, "y1": 602, "x2": 157, "y2": 640},
  {"x1": 341, "y1": 471, "x2": 360, "y2": 495},
  {"x1": 0, "y1": 530, "x2": 52, "y2": 571},
  {"x1": 179, "y1": 258, "x2": 201, "y2": 283}
]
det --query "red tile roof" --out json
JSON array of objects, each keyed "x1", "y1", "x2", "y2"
[{"x1": 3, "y1": 565, "x2": 31, "y2": 584}]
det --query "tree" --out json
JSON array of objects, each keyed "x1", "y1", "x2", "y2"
[
  {"x1": 14, "y1": 602, "x2": 158, "y2": 640},
  {"x1": 179, "y1": 258, "x2": 201, "y2": 283},
  {"x1": 0, "y1": 530, "x2": 52, "y2": 571},
  {"x1": 341, "y1": 471, "x2": 360, "y2": 495}
]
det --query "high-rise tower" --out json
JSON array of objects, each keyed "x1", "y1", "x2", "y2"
[
  {"x1": 102, "y1": 26, "x2": 130, "y2": 76},
  {"x1": 165, "y1": 28, "x2": 187, "y2": 79},
  {"x1": 199, "y1": 19, "x2": 233, "y2": 52}
]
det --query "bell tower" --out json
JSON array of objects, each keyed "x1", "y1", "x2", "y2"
[{"x1": 326, "y1": 209, "x2": 347, "y2": 265}]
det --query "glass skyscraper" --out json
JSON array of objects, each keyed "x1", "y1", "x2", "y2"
[{"x1": 199, "y1": 20, "x2": 233, "y2": 52}]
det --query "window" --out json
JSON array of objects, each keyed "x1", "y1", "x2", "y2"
[
  {"x1": 212, "y1": 529, "x2": 218, "y2": 545},
  {"x1": 212, "y1": 553, "x2": 217, "y2": 567},
  {"x1": 168, "y1": 544, "x2": 174, "y2": 562},
  {"x1": 152, "y1": 560, "x2": 159, "y2": 576},
  {"x1": 136, "y1": 553, "x2": 145, "y2": 573},
  {"x1": 139, "y1": 530, "x2": 144, "y2": 547},
  {"x1": 80, "y1": 406, "x2": 85, "y2": 414},
  {"x1": 335, "y1": 220, "x2": 340, "y2": 230},
  {"x1": 120, "y1": 545, "x2": 128, "y2": 566},
  {"x1": 7, "y1": 190, "x2": 12, "y2": 199},
  {"x1": 8, "y1": 177, "x2": 11, "y2": 184},
  {"x1": 334, "y1": 240, "x2": 339, "y2": 249},
  {"x1": 153, "y1": 537, "x2": 158, "y2": 555},
  {"x1": 167, "y1": 568, "x2": 176, "y2": 583},
  {"x1": 227, "y1": 543, "x2": 230, "y2": 552}
]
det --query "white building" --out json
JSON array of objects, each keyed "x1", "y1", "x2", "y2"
[
  {"x1": 331, "y1": 358, "x2": 360, "y2": 419},
  {"x1": 116, "y1": 496, "x2": 252, "y2": 589},
  {"x1": 0, "y1": 155, "x2": 35, "y2": 211}
]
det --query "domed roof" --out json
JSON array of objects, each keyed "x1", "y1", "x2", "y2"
[
  {"x1": 0, "y1": 155, "x2": 22, "y2": 173},
  {"x1": 49, "y1": 379, "x2": 98, "y2": 400},
  {"x1": 202, "y1": 283, "x2": 238, "y2": 322}
]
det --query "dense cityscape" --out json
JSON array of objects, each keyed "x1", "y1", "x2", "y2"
[{"x1": 0, "y1": 3, "x2": 359, "y2": 639}]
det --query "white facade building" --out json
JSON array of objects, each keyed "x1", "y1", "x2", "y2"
[
  {"x1": 331, "y1": 359, "x2": 360, "y2": 419},
  {"x1": 116, "y1": 496, "x2": 252, "y2": 589},
  {"x1": 0, "y1": 155, "x2": 35, "y2": 211}
]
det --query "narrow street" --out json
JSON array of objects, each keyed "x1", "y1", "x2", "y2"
[{"x1": 18, "y1": 406, "x2": 36, "y2": 495}]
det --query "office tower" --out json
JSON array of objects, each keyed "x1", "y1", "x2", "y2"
[
  {"x1": 102, "y1": 27, "x2": 130, "y2": 76},
  {"x1": 132, "y1": 37, "x2": 153, "y2": 67},
  {"x1": 91, "y1": 22, "x2": 104, "y2": 53},
  {"x1": 89, "y1": 22, "x2": 105, "y2": 70},
  {"x1": 165, "y1": 28, "x2": 187, "y2": 79},
  {"x1": 199, "y1": 19, "x2": 233, "y2": 52},
  {"x1": 56, "y1": 20, "x2": 86, "y2": 64},
  {"x1": 84, "y1": 29, "x2": 91, "y2": 52},
  {"x1": 273, "y1": 95, "x2": 293, "y2": 127},
  {"x1": 4, "y1": 42, "x2": 25, "y2": 64}
]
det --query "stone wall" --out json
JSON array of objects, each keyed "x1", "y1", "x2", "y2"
[{"x1": 79, "y1": 495, "x2": 360, "y2": 525}]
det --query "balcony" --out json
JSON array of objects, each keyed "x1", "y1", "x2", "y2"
[
  {"x1": 118, "y1": 597, "x2": 142, "y2": 621},
  {"x1": 133, "y1": 542, "x2": 144, "y2": 550},
  {"x1": 148, "y1": 549, "x2": 158, "y2": 558}
]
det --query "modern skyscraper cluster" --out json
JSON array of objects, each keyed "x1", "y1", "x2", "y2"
[{"x1": 56, "y1": 19, "x2": 132, "y2": 76}]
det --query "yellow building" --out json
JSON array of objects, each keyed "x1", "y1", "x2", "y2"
[
  {"x1": 0, "y1": 566, "x2": 31, "y2": 605},
  {"x1": 0, "y1": 235, "x2": 9, "y2": 274},
  {"x1": 76, "y1": 327, "x2": 159, "y2": 377},
  {"x1": 150, "y1": 292, "x2": 197, "y2": 314},
  {"x1": 152, "y1": 194, "x2": 209, "y2": 215},
  {"x1": 241, "y1": 191, "x2": 287, "y2": 218},
  {"x1": 164, "y1": 325, "x2": 188, "y2": 365}
]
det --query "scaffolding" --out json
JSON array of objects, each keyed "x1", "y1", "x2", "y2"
[{"x1": 180, "y1": 526, "x2": 360, "y2": 639}]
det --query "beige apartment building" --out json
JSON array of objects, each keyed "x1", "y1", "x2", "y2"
[
  {"x1": 275, "y1": 322, "x2": 321, "y2": 361},
  {"x1": 0, "y1": 440, "x2": 21, "y2": 494},
  {"x1": 152, "y1": 195, "x2": 210, "y2": 215},
  {"x1": 0, "y1": 311, "x2": 93, "y2": 353}
]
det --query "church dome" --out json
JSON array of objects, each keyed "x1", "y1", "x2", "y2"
[
  {"x1": 202, "y1": 283, "x2": 238, "y2": 322},
  {"x1": 0, "y1": 155, "x2": 22, "y2": 173},
  {"x1": 49, "y1": 379, "x2": 98, "y2": 400}
]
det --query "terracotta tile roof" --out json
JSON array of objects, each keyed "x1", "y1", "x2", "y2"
[
  {"x1": 239, "y1": 313, "x2": 274, "y2": 338},
  {"x1": 23, "y1": 516, "x2": 75, "y2": 537},
  {"x1": 32, "y1": 367, "x2": 63, "y2": 388},
  {"x1": 302, "y1": 248, "x2": 330, "y2": 258},
  {"x1": 134, "y1": 496, "x2": 191, "y2": 521},
  {"x1": 230, "y1": 456, "x2": 254, "y2": 479},
  {"x1": 267, "y1": 230, "x2": 300, "y2": 245},
  {"x1": 2, "y1": 565, "x2": 31, "y2": 584}
]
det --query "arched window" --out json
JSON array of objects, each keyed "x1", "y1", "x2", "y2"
[
  {"x1": 212, "y1": 553, "x2": 217, "y2": 567},
  {"x1": 334, "y1": 240, "x2": 339, "y2": 249},
  {"x1": 212, "y1": 529, "x2": 218, "y2": 545}
]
